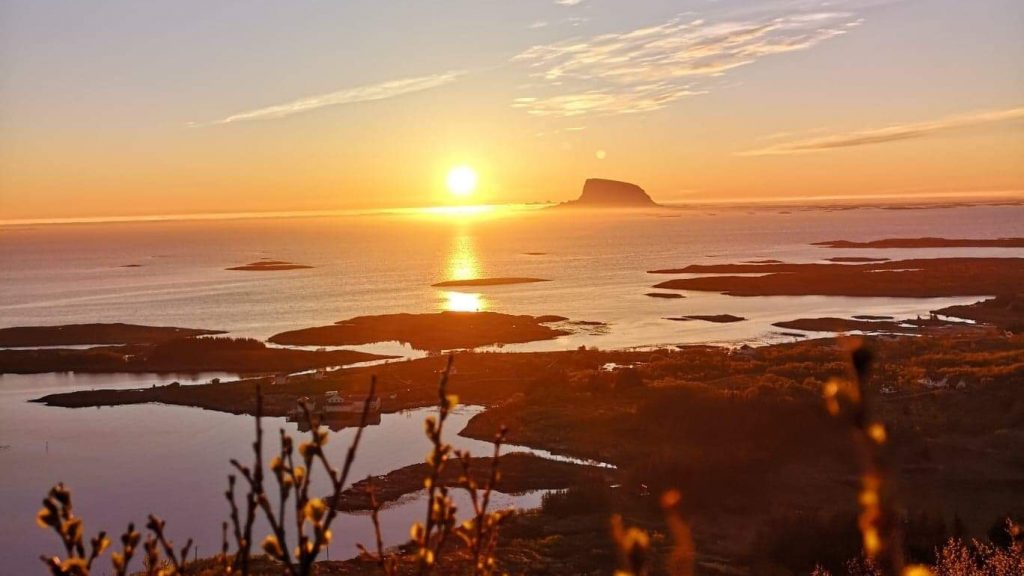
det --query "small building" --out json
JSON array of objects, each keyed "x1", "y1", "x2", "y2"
[
  {"x1": 323, "y1": 391, "x2": 381, "y2": 414},
  {"x1": 273, "y1": 373, "x2": 289, "y2": 386}
]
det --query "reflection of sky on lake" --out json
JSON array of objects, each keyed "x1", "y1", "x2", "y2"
[{"x1": 0, "y1": 373, "x2": 552, "y2": 573}]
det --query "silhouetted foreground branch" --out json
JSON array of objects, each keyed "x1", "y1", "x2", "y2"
[{"x1": 36, "y1": 357, "x2": 517, "y2": 576}]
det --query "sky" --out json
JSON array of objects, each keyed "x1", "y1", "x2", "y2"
[{"x1": 1, "y1": 0, "x2": 1022, "y2": 220}]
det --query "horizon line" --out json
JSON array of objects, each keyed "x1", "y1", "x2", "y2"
[{"x1": 2, "y1": 190, "x2": 1022, "y2": 228}]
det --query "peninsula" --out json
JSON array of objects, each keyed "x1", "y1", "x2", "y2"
[
  {"x1": 0, "y1": 323, "x2": 225, "y2": 347},
  {"x1": 650, "y1": 257, "x2": 1024, "y2": 298}
]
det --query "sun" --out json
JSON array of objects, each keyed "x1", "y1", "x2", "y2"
[{"x1": 446, "y1": 166, "x2": 478, "y2": 198}]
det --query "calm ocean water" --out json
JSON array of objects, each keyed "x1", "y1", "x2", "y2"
[
  {"x1": 1, "y1": 203, "x2": 1023, "y2": 573},
  {"x1": 4, "y1": 204, "x2": 1023, "y2": 348}
]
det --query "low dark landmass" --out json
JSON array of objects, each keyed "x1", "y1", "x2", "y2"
[
  {"x1": 268, "y1": 311, "x2": 571, "y2": 351},
  {"x1": 668, "y1": 314, "x2": 746, "y2": 323},
  {"x1": 119, "y1": 263, "x2": 143, "y2": 268},
  {"x1": 776, "y1": 331, "x2": 807, "y2": 338},
  {"x1": 556, "y1": 178, "x2": 660, "y2": 208},
  {"x1": 333, "y1": 453, "x2": 608, "y2": 512},
  {"x1": 773, "y1": 316, "x2": 980, "y2": 334},
  {"x1": 814, "y1": 237, "x2": 1024, "y2": 249},
  {"x1": 650, "y1": 257, "x2": 1024, "y2": 298},
  {"x1": 0, "y1": 323, "x2": 224, "y2": 347},
  {"x1": 34, "y1": 348, "x2": 660, "y2": 414},
  {"x1": 534, "y1": 314, "x2": 569, "y2": 323},
  {"x1": 32, "y1": 333, "x2": 1024, "y2": 573},
  {"x1": 431, "y1": 277, "x2": 550, "y2": 288},
  {"x1": 4, "y1": 337, "x2": 390, "y2": 375},
  {"x1": 645, "y1": 292, "x2": 686, "y2": 299},
  {"x1": 523, "y1": 252, "x2": 547, "y2": 256},
  {"x1": 773, "y1": 317, "x2": 912, "y2": 333},
  {"x1": 826, "y1": 257, "x2": 890, "y2": 263},
  {"x1": 458, "y1": 334, "x2": 1024, "y2": 574},
  {"x1": 742, "y1": 259, "x2": 784, "y2": 264},
  {"x1": 853, "y1": 314, "x2": 894, "y2": 320},
  {"x1": 933, "y1": 294, "x2": 1024, "y2": 333},
  {"x1": 227, "y1": 260, "x2": 313, "y2": 271}
]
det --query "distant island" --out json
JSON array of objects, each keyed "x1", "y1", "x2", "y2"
[
  {"x1": 431, "y1": 277, "x2": 550, "y2": 288},
  {"x1": 667, "y1": 314, "x2": 746, "y2": 323},
  {"x1": 557, "y1": 178, "x2": 660, "y2": 208},
  {"x1": 814, "y1": 237, "x2": 1024, "y2": 249},
  {"x1": 226, "y1": 259, "x2": 313, "y2": 271},
  {"x1": 268, "y1": 311, "x2": 572, "y2": 351}
]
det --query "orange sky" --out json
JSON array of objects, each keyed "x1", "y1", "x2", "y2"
[{"x1": 1, "y1": 0, "x2": 1022, "y2": 220}]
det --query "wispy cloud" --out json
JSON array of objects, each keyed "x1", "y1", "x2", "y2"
[
  {"x1": 197, "y1": 71, "x2": 463, "y2": 126},
  {"x1": 738, "y1": 106, "x2": 1024, "y2": 156},
  {"x1": 555, "y1": 0, "x2": 585, "y2": 5},
  {"x1": 512, "y1": 10, "x2": 859, "y2": 117}
]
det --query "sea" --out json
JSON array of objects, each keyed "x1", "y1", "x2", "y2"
[{"x1": 1, "y1": 202, "x2": 1022, "y2": 573}]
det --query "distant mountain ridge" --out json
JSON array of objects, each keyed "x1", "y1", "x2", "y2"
[{"x1": 558, "y1": 178, "x2": 659, "y2": 208}]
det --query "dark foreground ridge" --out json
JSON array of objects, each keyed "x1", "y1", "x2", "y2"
[
  {"x1": 0, "y1": 323, "x2": 225, "y2": 347},
  {"x1": 32, "y1": 332, "x2": 1024, "y2": 574},
  {"x1": 557, "y1": 178, "x2": 659, "y2": 208}
]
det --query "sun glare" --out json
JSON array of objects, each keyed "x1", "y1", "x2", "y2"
[
  {"x1": 443, "y1": 291, "x2": 485, "y2": 312},
  {"x1": 446, "y1": 166, "x2": 478, "y2": 197}
]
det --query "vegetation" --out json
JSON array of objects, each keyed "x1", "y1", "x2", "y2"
[{"x1": 33, "y1": 339, "x2": 1024, "y2": 575}]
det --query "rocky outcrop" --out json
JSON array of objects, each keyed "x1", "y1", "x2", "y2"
[{"x1": 560, "y1": 178, "x2": 658, "y2": 208}]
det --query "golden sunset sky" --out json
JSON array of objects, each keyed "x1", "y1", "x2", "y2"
[{"x1": 1, "y1": 0, "x2": 1022, "y2": 220}]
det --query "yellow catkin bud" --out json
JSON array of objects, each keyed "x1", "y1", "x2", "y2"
[
  {"x1": 410, "y1": 522, "x2": 425, "y2": 541},
  {"x1": 660, "y1": 489, "x2": 681, "y2": 508},
  {"x1": 304, "y1": 498, "x2": 327, "y2": 522},
  {"x1": 863, "y1": 528, "x2": 881, "y2": 556},
  {"x1": 262, "y1": 535, "x2": 283, "y2": 557},
  {"x1": 867, "y1": 423, "x2": 887, "y2": 444}
]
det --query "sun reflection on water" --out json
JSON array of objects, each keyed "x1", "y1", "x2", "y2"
[
  {"x1": 447, "y1": 233, "x2": 480, "y2": 281},
  {"x1": 443, "y1": 291, "x2": 486, "y2": 312},
  {"x1": 439, "y1": 231, "x2": 487, "y2": 311}
]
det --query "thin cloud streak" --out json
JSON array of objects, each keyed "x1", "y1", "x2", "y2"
[
  {"x1": 198, "y1": 71, "x2": 463, "y2": 126},
  {"x1": 512, "y1": 11, "x2": 859, "y2": 117},
  {"x1": 738, "y1": 107, "x2": 1024, "y2": 156}
]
